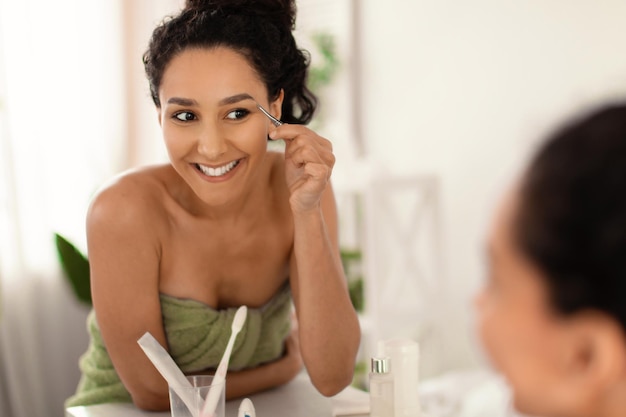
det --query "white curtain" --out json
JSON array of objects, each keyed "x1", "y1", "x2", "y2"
[{"x1": 0, "y1": 1, "x2": 126, "y2": 416}]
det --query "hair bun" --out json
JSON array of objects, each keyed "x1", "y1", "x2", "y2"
[{"x1": 184, "y1": 0, "x2": 296, "y2": 30}]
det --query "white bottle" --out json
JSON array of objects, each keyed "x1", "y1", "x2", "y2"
[
  {"x1": 369, "y1": 356, "x2": 394, "y2": 417},
  {"x1": 379, "y1": 339, "x2": 420, "y2": 417}
]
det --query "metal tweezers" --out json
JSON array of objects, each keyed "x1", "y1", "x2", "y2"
[{"x1": 256, "y1": 103, "x2": 283, "y2": 127}]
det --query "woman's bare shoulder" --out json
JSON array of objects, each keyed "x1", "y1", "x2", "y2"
[{"x1": 87, "y1": 164, "x2": 174, "y2": 231}]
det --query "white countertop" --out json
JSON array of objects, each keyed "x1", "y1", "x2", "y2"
[{"x1": 65, "y1": 372, "x2": 370, "y2": 417}]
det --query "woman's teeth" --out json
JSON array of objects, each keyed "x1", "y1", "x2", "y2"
[{"x1": 196, "y1": 160, "x2": 240, "y2": 177}]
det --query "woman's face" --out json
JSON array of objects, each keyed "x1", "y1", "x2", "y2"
[
  {"x1": 475, "y1": 191, "x2": 581, "y2": 417},
  {"x1": 158, "y1": 46, "x2": 282, "y2": 207}
]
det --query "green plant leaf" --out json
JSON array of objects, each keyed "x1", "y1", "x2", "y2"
[
  {"x1": 54, "y1": 233, "x2": 92, "y2": 306},
  {"x1": 307, "y1": 32, "x2": 340, "y2": 93},
  {"x1": 348, "y1": 278, "x2": 364, "y2": 313}
]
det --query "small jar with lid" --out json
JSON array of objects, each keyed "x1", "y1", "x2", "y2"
[{"x1": 369, "y1": 356, "x2": 394, "y2": 417}]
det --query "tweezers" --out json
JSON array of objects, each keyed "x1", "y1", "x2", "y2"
[{"x1": 256, "y1": 103, "x2": 283, "y2": 127}]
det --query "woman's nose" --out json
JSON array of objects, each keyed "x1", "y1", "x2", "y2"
[{"x1": 197, "y1": 124, "x2": 228, "y2": 160}]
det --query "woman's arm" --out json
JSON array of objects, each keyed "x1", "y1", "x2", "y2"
[
  {"x1": 193, "y1": 329, "x2": 303, "y2": 400},
  {"x1": 289, "y1": 184, "x2": 361, "y2": 396},
  {"x1": 271, "y1": 124, "x2": 362, "y2": 397},
  {"x1": 87, "y1": 179, "x2": 172, "y2": 411}
]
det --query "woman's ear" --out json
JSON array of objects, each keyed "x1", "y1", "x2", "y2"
[
  {"x1": 555, "y1": 312, "x2": 626, "y2": 408},
  {"x1": 270, "y1": 89, "x2": 284, "y2": 121},
  {"x1": 156, "y1": 108, "x2": 162, "y2": 127}
]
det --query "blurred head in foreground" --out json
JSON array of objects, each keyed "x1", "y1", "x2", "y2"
[{"x1": 476, "y1": 103, "x2": 626, "y2": 417}]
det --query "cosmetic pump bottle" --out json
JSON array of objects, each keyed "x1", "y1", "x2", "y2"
[{"x1": 369, "y1": 356, "x2": 394, "y2": 417}]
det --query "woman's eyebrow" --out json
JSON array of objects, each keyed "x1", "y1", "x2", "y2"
[
  {"x1": 166, "y1": 93, "x2": 255, "y2": 107},
  {"x1": 218, "y1": 93, "x2": 254, "y2": 106},
  {"x1": 167, "y1": 97, "x2": 198, "y2": 106}
]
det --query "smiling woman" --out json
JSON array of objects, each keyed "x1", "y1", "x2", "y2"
[{"x1": 65, "y1": 0, "x2": 360, "y2": 411}]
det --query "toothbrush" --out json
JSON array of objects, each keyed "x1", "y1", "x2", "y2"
[
  {"x1": 256, "y1": 103, "x2": 283, "y2": 127},
  {"x1": 238, "y1": 398, "x2": 256, "y2": 417},
  {"x1": 137, "y1": 332, "x2": 201, "y2": 417},
  {"x1": 200, "y1": 305, "x2": 248, "y2": 417}
]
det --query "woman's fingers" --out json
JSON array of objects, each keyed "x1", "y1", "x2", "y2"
[
  {"x1": 286, "y1": 143, "x2": 334, "y2": 168},
  {"x1": 270, "y1": 124, "x2": 333, "y2": 152},
  {"x1": 272, "y1": 123, "x2": 336, "y2": 212},
  {"x1": 280, "y1": 129, "x2": 334, "y2": 169}
]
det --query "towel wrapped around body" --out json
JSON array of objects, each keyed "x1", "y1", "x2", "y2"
[{"x1": 65, "y1": 284, "x2": 292, "y2": 407}]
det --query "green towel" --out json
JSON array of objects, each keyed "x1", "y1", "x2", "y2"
[{"x1": 65, "y1": 285, "x2": 292, "y2": 407}]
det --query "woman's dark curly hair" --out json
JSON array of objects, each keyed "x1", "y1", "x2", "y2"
[
  {"x1": 515, "y1": 103, "x2": 626, "y2": 332},
  {"x1": 143, "y1": 0, "x2": 317, "y2": 124}
]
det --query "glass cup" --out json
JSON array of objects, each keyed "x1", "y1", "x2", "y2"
[{"x1": 168, "y1": 375, "x2": 225, "y2": 417}]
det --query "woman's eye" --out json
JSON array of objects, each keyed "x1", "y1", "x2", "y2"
[
  {"x1": 174, "y1": 111, "x2": 196, "y2": 122},
  {"x1": 225, "y1": 109, "x2": 250, "y2": 121}
]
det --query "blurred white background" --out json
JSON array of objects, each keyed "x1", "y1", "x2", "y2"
[{"x1": 1, "y1": 1, "x2": 626, "y2": 416}]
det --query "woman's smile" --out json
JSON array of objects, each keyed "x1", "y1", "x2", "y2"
[{"x1": 193, "y1": 158, "x2": 244, "y2": 182}]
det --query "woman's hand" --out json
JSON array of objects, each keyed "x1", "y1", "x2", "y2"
[
  {"x1": 270, "y1": 125, "x2": 335, "y2": 213},
  {"x1": 218, "y1": 328, "x2": 303, "y2": 400},
  {"x1": 280, "y1": 327, "x2": 304, "y2": 378}
]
